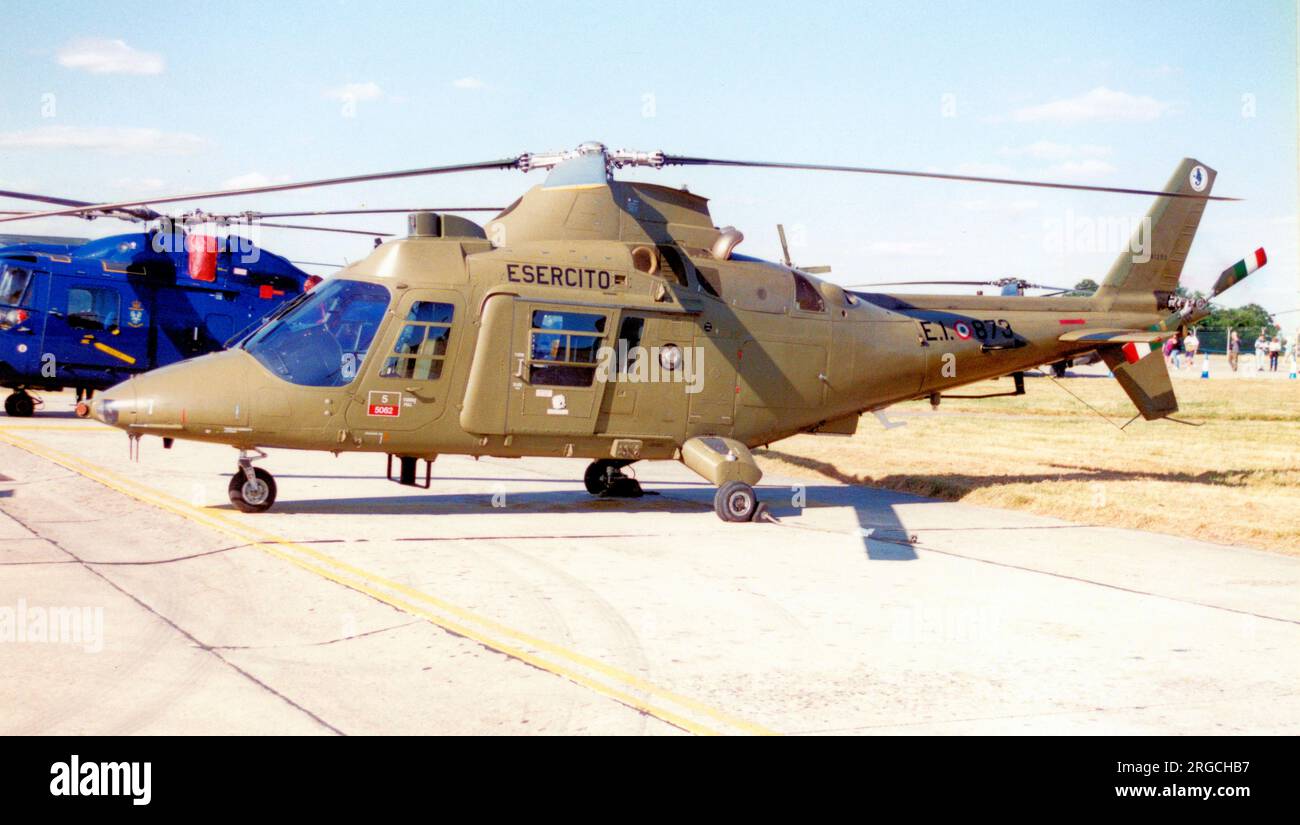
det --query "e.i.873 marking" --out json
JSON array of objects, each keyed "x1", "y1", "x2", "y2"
[{"x1": 920, "y1": 318, "x2": 1015, "y2": 343}]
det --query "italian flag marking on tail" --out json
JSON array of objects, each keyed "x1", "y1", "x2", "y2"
[
  {"x1": 1229, "y1": 248, "x2": 1268, "y2": 281},
  {"x1": 1122, "y1": 342, "x2": 1150, "y2": 364}
]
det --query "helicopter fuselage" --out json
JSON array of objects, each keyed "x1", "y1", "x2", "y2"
[{"x1": 93, "y1": 228, "x2": 1144, "y2": 462}]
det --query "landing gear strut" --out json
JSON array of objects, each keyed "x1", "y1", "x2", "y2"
[
  {"x1": 228, "y1": 449, "x2": 276, "y2": 513},
  {"x1": 3, "y1": 390, "x2": 36, "y2": 418},
  {"x1": 583, "y1": 459, "x2": 643, "y2": 497}
]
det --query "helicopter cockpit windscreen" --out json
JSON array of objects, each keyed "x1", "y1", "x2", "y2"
[
  {"x1": 0, "y1": 265, "x2": 32, "y2": 307},
  {"x1": 243, "y1": 278, "x2": 389, "y2": 386}
]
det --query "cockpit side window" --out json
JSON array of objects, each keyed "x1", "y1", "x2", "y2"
[
  {"x1": 793, "y1": 273, "x2": 825, "y2": 312},
  {"x1": 380, "y1": 301, "x2": 455, "y2": 380},
  {"x1": 0, "y1": 266, "x2": 32, "y2": 307},
  {"x1": 67, "y1": 286, "x2": 121, "y2": 331},
  {"x1": 244, "y1": 279, "x2": 390, "y2": 387}
]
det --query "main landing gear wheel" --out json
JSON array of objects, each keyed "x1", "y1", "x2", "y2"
[
  {"x1": 4, "y1": 391, "x2": 35, "y2": 418},
  {"x1": 228, "y1": 467, "x2": 277, "y2": 513},
  {"x1": 583, "y1": 459, "x2": 643, "y2": 497},
  {"x1": 715, "y1": 481, "x2": 758, "y2": 522}
]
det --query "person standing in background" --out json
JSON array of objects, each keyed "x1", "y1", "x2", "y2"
[
  {"x1": 1228, "y1": 329, "x2": 1240, "y2": 372},
  {"x1": 1269, "y1": 335, "x2": 1282, "y2": 372},
  {"x1": 1184, "y1": 327, "x2": 1200, "y2": 367},
  {"x1": 1255, "y1": 330, "x2": 1269, "y2": 372}
]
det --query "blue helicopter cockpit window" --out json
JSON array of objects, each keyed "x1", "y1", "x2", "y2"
[
  {"x1": 0, "y1": 266, "x2": 32, "y2": 307},
  {"x1": 244, "y1": 279, "x2": 390, "y2": 387},
  {"x1": 67, "y1": 287, "x2": 121, "y2": 331}
]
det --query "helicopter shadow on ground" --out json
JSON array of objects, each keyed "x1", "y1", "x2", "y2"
[
  {"x1": 748, "y1": 483, "x2": 921, "y2": 560},
  {"x1": 262, "y1": 473, "x2": 705, "y2": 486},
  {"x1": 761, "y1": 447, "x2": 1277, "y2": 492},
  {"x1": 230, "y1": 486, "x2": 715, "y2": 517},
  {"x1": 222, "y1": 478, "x2": 921, "y2": 560}
]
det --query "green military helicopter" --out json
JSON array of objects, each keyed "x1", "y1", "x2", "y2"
[{"x1": 0, "y1": 142, "x2": 1260, "y2": 521}]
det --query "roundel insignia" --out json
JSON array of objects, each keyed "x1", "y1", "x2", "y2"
[
  {"x1": 1189, "y1": 165, "x2": 1208, "y2": 192},
  {"x1": 953, "y1": 321, "x2": 973, "y2": 340}
]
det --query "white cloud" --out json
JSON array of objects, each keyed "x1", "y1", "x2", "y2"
[
  {"x1": 0, "y1": 126, "x2": 205, "y2": 154},
  {"x1": 56, "y1": 38, "x2": 164, "y2": 75},
  {"x1": 452, "y1": 76, "x2": 485, "y2": 90},
  {"x1": 999, "y1": 141, "x2": 1113, "y2": 162},
  {"x1": 323, "y1": 82, "x2": 384, "y2": 102},
  {"x1": 220, "y1": 172, "x2": 291, "y2": 189},
  {"x1": 1012, "y1": 87, "x2": 1172, "y2": 123}
]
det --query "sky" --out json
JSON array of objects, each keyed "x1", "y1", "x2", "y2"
[{"x1": 1, "y1": 0, "x2": 1296, "y2": 330}]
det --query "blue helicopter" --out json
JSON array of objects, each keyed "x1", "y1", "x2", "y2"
[
  {"x1": 0, "y1": 190, "x2": 369, "y2": 416},
  {"x1": 0, "y1": 227, "x2": 325, "y2": 416},
  {"x1": 0, "y1": 188, "x2": 498, "y2": 416}
]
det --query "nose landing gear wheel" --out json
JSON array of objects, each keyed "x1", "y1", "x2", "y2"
[
  {"x1": 583, "y1": 459, "x2": 643, "y2": 497},
  {"x1": 4, "y1": 391, "x2": 35, "y2": 418},
  {"x1": 229, "y1": 467, "x2": 277, "y2": 513},
  {"x1": 715, "y1": 481, "x2": 757, "y2": 522}
]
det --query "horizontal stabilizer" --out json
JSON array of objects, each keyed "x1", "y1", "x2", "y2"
[{"x1": 1099, "y1": 346, "x2": 1178, "y2": 420}]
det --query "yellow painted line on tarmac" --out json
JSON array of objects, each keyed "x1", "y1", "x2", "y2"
[{"x1": 0, "y1": 429, "x2": 777, "y2": 736}]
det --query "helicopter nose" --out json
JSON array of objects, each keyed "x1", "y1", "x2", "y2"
[
  {"x1": 90, "y1": 382, "x2": 136, "y2": 428},
  {"x1": 92, "y1": 350, "x2": 252, "y2": 435}
]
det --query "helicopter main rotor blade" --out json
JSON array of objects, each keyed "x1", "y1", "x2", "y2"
[
  {"x1": 245, "y1": 221, "x2": 393, "y2": 237},
  {"x1": 849, "y1": 277, "x2": 1079, "y2": 292},
  {"x1": 0, "y1": 187, "x2": 163, "y2": 221},
  {"x1": 848, "y1": 279, "x2": 1012, "y2": 289},
  {"x1": 0, "y1": 157, "x2": 523, "y2": 224},
  {"x1": 0, "y1": 188, "x2": 97, "y2": 208},
  {"x1": 245, "y1": 207, "x2": 504, "y2": 218},
  {"x1": 662, "y1": 156, "x2": 1240, "y2": 201}
]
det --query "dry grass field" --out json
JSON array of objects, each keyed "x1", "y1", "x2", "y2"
[{"x1": 757, "y1": 371, "x2": 1300, "y2": 555}]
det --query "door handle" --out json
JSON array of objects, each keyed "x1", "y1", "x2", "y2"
[{"x1": 404, "y1": 386, "x2": 436, "y2": 402}]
